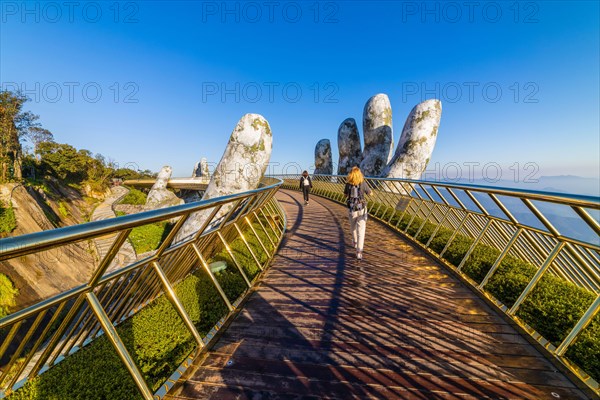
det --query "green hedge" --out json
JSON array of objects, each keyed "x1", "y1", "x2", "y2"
[
  {"x1": 0, "y1": 200, "x2": 17, "y2": 233},
  {"x1": 115, "y1": 211, "x2": 174, "y2": 254},
  {"x1": 0, "y1": 200, "x2": 18, "y2": 317},
  {"x1": 0, "y1": 274, "x2": 18, "y2": 319},
  {"x1": 310, "y1": 188, "x2": 600, "y2": 382},
  {"x1": 8, "y1": 217, "x2": 279, "y2": 400},
  {"x1": 119, "y1": 188, "x2": 147, "y2": 205}
]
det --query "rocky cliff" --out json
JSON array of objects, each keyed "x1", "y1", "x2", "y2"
[{"x1": 0, "y1": 181, "x2": 100, "y2": 311}]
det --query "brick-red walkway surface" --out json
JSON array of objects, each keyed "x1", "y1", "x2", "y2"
[{"x1": 167, "y1": 190, "x2": 586, "y2": 399}]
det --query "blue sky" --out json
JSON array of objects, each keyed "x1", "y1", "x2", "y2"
[{"x1": 1, "y1": 1, "x2": 599, "y2": 182}]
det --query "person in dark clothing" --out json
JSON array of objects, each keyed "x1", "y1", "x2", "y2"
[
  {"x1": 344, "y1": 166, "x2": 372, "y2": 260},
  {"x1": 299, "y1": 170, "x2": 313, "y2": 205}
]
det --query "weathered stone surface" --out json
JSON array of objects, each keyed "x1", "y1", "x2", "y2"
[
  {"x1": 192, "y1": 161, "x2": 201, "y2": 178},
  {"x1": 146, "y1": 166, "x2": 184, "y2": 209},
  {"x1": 209, "y1": 260, "x2": 227, "y2": 273},
  {"x1": 337, "y1": 118, "x2": 363, "y2": 175},
  {"x1": 314, "y1": 139, "x2": 333, "y2": 175},
  {"x1": 192, "y1": 157, "x2": 210, "y2": 178},
  {"x1": 360, "y1": 94, "x2": 393, "y2": 177},
  {"x1": 382, "y1": 99, "x2": 442, "y2": 180},
  {"x1": 175, "y1": 114, "x2": 273, "y2": 242},
  {"x1": 201, "y1": 158, "x2": 209, "y2": 177}
]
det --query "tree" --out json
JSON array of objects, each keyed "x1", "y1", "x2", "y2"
[
  {"x1": 36, "y1": 142, "x2": 87, "y2": 181},
  {"x1": 84, "y1": 153, "x2": 114, "y2": 192},
  {"x1": 113, "y1": 168, "x2": 157, "y2": 180},
  {"x1": 27, "y1": 127, "x2": 54, "y2": 158},
  {"x1": 0, "y1": 90, "x2": 46, "y2": 182},
  {"x1": 35, "y1": 142, "x2": 116, "y2": 191}
]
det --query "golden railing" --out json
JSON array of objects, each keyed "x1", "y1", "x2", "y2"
[
  {"x1": 0, "y1": 178, "x2": 285, "y2": 399},
  {"x1": 275, "y1": 174, "x2": 600, "y2": 395}
]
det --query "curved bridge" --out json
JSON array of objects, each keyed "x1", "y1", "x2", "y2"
[
  {"x1": 165, "y1": 190, "x2": 588, "y2": 399},
  {"x1": 0, "y1": 176, "x2": 598, "y2": 399}
]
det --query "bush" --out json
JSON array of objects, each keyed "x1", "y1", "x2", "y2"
[
  {"x1": 128, "y1": 222, "x2": 173, "y2": 254},
  {"x1": 565, "y1": 315, "x2": 600, "y2": 383},
  {"x1": 485, "y1": 256, "x2": 536, "y2": 307},
  {"x1": 0, "y1": 274, "x2": 18, "y2": 318},
  {"x1": 459, "y1": 245, "x2": 501, "y2": 284},
  {"x1": 115, "y1": 211, "x2": 174, "y2": 254},
  {"x1": 120, "y1": 188, "x2": 147, "y2": 205},
  {"x1": 0, "y1": 200, "x2": 17, "y2": 233},
  {"x1": 517, "y1": 275, "x2": 596, "y2": 344},
  {"x1": 57, "y1": 201, "x2": 70, "y2": 218},
  {"x1": 8, "y1": 215, "x2": 279, "y2": 399}
]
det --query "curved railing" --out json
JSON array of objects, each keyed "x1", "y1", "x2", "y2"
[
  {"x1": 274, "y1": 174, "x2": 600, "y2": 395},
  {"x1": 0, "y1": 178, "x2": 285, "y2": 399}
]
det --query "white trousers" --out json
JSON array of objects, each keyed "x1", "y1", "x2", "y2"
[{"x1": 348, "y1": 207, "x2": 368, "y2": 252}]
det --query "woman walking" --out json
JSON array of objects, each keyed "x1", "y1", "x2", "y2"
[
  {"x1": 299, "y1": 170, "x2": 313, "y2": 205},
  {"x1": 344, "y1": 166, "x2": 371, "y2": 260}
]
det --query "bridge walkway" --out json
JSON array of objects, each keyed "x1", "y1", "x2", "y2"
[
  {"x1": 90, "y1": 185, "x2": 137, "y2": 270},
  {"x1": 166, "y1": 190, "x2": 586, "y2": 399}
]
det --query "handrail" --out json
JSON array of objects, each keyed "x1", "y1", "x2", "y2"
[
  {"x1": 0, "y1": 180, "x2": 282, "y2": 261},
  {"x1": 310, "y1": 174, "x2": 600, "y2": 209},
  {"x1": 273, "y1": 174, "x2": 600, "y2": 395},
  {"x1": 0, "y1": 178, "x2": 285, "y2": 399},
  {"x1": 123, "y1": 178, "x2": 210, "y2": 190}
]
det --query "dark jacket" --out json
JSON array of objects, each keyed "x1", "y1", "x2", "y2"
[
  {"x1": 344, "y1": 181, "x2": 371, "y2": 199},
  {"x1": 344, "y1": 181, "x2": 371, "y2": 210},
  {"x1": 300, "y1": 175, "x2": 313, "y2": 189}
]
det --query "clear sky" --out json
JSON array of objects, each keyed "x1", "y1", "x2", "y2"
[{"x1": 1, "y1": 0, "x2": 599, "y2": 181}]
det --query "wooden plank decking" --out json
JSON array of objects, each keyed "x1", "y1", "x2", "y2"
[{"x1": 166, "y1": 190, "x2": 587, "y2": 399}]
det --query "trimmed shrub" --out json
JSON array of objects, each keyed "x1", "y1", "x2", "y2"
[
  {"x1": 0, "y1": 274, "x2": 18, "y2": 318},
  {"x1": 120, "y1": 188, "x2": 147, "y2": 205},
  {"x1": 8, "y1": 216, "x2": 279, "y2": 400},
  {"x1": 460, "y1": 245, "x2": 501, "y2": 284},
  {"x1": 440, "y1": 235, "x2": 473, "y2": 267},
  {"x1": 0, "y1": 200, "x2": 17, "y2": 233},
  {"x1": 517, "y1": 275, "x2": 596, "y2": 345},
  {"x1": 128, "y1": 222, "x2": 173, "y2": 254},
  {"x1": 485, "y1": 256, "x2": 536, "y2": 307},
  {"x1": 565, "y1": 316, "x2": 600, "y2": 383},
  {"x1": 115, "y1": 211, "x2": 173, "y2": 254}
]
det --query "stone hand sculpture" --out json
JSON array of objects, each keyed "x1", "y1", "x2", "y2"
[
  {"x1": 146, "y1": 166, "x2": 184, "y2": 209},
  {"x1": 337, "y1": 118, "x2": 363, "y2": 175},
  {"x1": 201, "y1": 158, "x2": 209, "y2": 178},
  {"x1": 360, "y1": 94, "x2": 393, "y2": 177},
  {"x1": 174, "y1": 113, "x2": 273, "y2": 242},
  {"x1": 192, "y1": 158, "x2": 210, "y2": 179},
  {"x1": 192, "y1": 161, "x2": 201, "y2": 178},
  {"x1": 382, "y1": 99, "x2": 442, "y2": 180},
  {"x1": 314, "y1": 139, "x2": 333, "y2": 175}
]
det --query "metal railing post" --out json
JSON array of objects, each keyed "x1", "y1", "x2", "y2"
[
  {"x1": 508, "y1": 242, "x2": 566, "y2": 315},
  {"x1": 439, "y1": 212, "x2": 471, "y2": 259},
  {"x1": 233, "y1": 222, "x2": 264, "y2": 271},
  {"x1": 456, "y1": 219, "x2": 494, "y2": 271},
  {"x1": 244, "y1": 216, "x2": 270, "y2": 256},
  {"x1": 191, "y1": 243, "x2": 234, "y2": 311},
  {"x1": 556, "y1": 294, "x2": 600, "y2": 356},
  {"x1": 217, "y1": 232, "x2": 252, "y2": 287},
  {"x1": 151, "y1": 261, "x2": 204, "y2": 347},
  {"x1": 478, "y1": 228, "x2": 523, "y2": 289},
  {"x1": 85, "y1": 292, "x2": 154, "y2": 400}
]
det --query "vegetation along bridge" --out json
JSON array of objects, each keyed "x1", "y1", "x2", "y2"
[{"x1": 0, "y1": 175, "x2": 599, "y2": 399}]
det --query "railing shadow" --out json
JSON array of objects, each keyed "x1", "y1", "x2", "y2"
[{"x1": 172, "y1": 190, "x2": 587, "y2": 399}]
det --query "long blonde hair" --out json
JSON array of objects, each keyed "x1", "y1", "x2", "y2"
[{"x1": 347, "y1": 166, "x2": 364, "y2": 186}]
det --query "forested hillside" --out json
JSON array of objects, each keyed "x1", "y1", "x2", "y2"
[{"x1": 0, "y1": 89, "x2": 155, "y2": 317}]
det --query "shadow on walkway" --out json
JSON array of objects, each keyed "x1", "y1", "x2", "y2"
[{"x1": 167, "y1": 190, "x2": 586, "y2": 399}]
